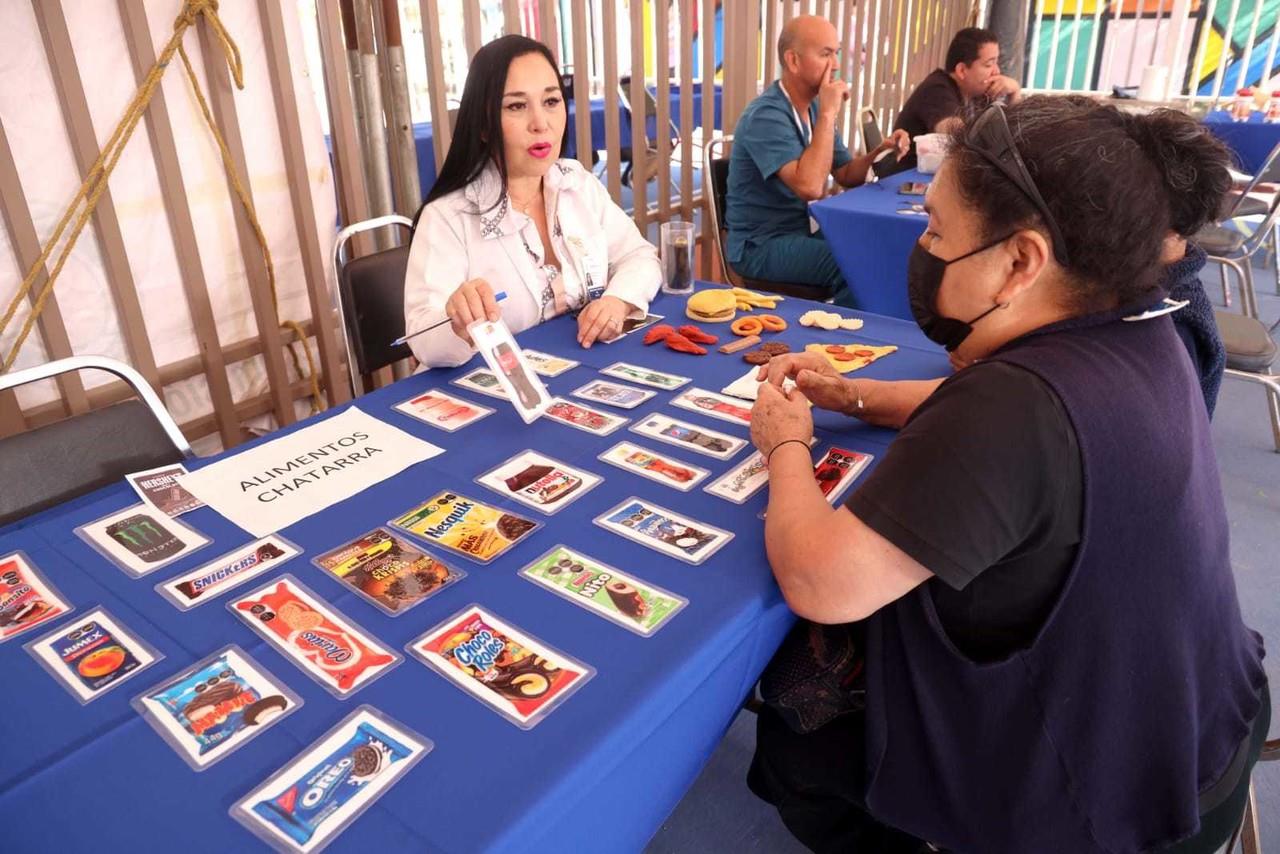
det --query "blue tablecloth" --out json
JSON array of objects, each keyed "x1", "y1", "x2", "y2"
[
  {"x1": 1203, "y1": 109, "x2": 1280, "y2": 174},
  {"x1": 414, "y1": 84, "x2": 723, "y2": 198},
  {"x1": 0, "y1": 285, "x2": 946, "y2": 853},
  {"x1": 810, "y1": 170, "x2": 931, "y2": 321}
]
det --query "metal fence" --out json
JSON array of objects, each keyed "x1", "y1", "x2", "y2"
[{"x1": 1024, "y1": 0, "x2": 1280, "y2": 106}]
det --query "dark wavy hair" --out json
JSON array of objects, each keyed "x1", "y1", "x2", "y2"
[
  {"x1": 948, "y1": 95, "x2": 1232, "y2": 310},
  {"x1": 417, "y1": 35, "x2": 566, "y2": 219}
]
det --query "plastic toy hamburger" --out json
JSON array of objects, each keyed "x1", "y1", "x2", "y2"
[{"x1": 685, "y1": 289, "x2": 737, "y2": 323}]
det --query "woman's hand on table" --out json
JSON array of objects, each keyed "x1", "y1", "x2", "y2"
[
  {"x1": 756, "y1": 352, "x2": 856, "y2": 415},
  {"x1": 577, "y1": 295, "x2": 631, "y2": 348},
  {"x1": 446, "y1": 278, "x2": 501, "y2": 345},
  {"x1": 751, "y1": 381, "x2": 815, "y2": 457}
]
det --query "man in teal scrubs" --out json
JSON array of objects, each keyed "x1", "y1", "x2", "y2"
[{"x1": 726, "y1": 15, "x2": 907, "y2": 306}]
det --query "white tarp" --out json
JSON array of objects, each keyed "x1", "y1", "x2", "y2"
[{"x1": 0, "y1": 0, "x2": 339, "y2": 454}]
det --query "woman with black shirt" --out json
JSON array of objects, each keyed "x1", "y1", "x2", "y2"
[{"x1": 747, "y1": 97, "x2": 1269, "y2": 853}]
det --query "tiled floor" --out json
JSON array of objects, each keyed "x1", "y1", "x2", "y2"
[{"x1": 646, "y1": 268, "x2": 1280, "y2": 853}]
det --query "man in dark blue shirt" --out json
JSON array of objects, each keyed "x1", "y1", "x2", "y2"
[{"x1": 726, "y1": 15, "x2": 907, "y2": 306}]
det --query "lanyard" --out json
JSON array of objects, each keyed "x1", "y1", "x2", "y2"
[{"x1": 778, "y1": 81, "x2": 812, "y2": 146}]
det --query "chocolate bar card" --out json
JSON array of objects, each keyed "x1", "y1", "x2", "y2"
[
  {"x1": 594, "y1": 498, "x2": 734, "y2": 565},
  {"x1": 599, "y1": 361, "x2": 691, "y2": 391},
  {"x1": 156, "y1": 536, "x2": 300, "y2": 611},
  {"x1": 475, "y1": 450, "x2": 601, "y2": 515},
  {"x1": 450, "y1": 368, "x2": 509, "y2": 400},
  {"x1": 389, "y1": 492, "x2": 539, "y2": 565},
  {"x1": 75, "y1": 504, "x2": 210, "y2": 577},
  {"x1": 520, "y1": 546, "x2": 686, "y2": 636},
  {"x1": 25, "y1": 607, "x2": 163, "y2": 704},
  {"x1": 630, "y1": 414, "x2": 748, "y2": 461},
  {"x1": 571, "y1": 379, "x2": 656, "y2": 410},
  {"x1": 230, "y1": 575, "x2": 400, "y2": 697},
  {"x1": 312, "y1": 527, "x2": 464, "y2": 616},
  {"x1": 392, "y1": 388, "x2": 494, "y2": 432},
  {"x1": 126, "y1": 463, "x2": 203, "y2": 516},
  {"x1": 543, "y1": 398, "x2": 629, "y2": 436},
  {"x1": 0, "y1": 551, "x2": 72, "y2": 643},
  {"x1": 407, "y1": 605, "x2": 592, "y2": 728},
  {"x1": 133, "y1": 646, "x2": 301, "y2": 771},
  {"x1": 522, "y1": 349, "x2": 579, "y2": 378},
  {"x1": 467, "y1": 318, "x2": 552, "y2": 423},
  {"x1": 231, "y1": 706, "x2": 431, "y2": 853},
  {"x1": 596, "y1": 441, "x2": 710, "y2": 492},
  {"x1": 670, "y1": 388, "x2": 753, "y2": 426}
]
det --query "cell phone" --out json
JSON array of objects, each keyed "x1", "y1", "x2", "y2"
[
  {"x1": 897, "y1": 181, "x2": 928, "y2": 195},
  {"x1": 872, "y1": 150, "x2": 901, "y2": 179},
  {"x1": 860, "y1": 109, "x2": 883, "y2": 152}
]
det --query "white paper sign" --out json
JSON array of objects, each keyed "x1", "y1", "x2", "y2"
[{"x1": 178, "y1": 409, "x2": 444, "y2": 537}]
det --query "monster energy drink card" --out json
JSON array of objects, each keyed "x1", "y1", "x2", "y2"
[{"x1": 75, "y1": 503, "x2": 211, "y2": 577}]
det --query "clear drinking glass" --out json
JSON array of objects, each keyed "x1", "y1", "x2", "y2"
[{"x1": 660, "y1": 220, "x2": 696, "y2": 295}]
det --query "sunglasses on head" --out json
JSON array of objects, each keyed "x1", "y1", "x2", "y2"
[{"x1": 965, "y1": 105, "x2": 1070, "y2": 267}]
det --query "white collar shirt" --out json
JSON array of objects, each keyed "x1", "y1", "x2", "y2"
[{"x1": 404, "y1": 158, "x2": 662, "y2": 368}]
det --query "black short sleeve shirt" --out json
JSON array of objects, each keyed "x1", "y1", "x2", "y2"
[{"x1": 845, "y1": 362, "x2": 1083, "y2": 660}]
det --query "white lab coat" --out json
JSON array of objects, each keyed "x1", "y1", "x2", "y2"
[{"x1": 404, "y1": 158, "x2": 662, "y2": 368}]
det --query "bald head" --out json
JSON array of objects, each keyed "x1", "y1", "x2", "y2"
[{"x1": 777, "y1": 15, "x2": 838, "y2": 69}]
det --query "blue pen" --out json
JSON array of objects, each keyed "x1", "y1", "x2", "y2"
[{"x1": 391, "y1": 290, "x2": 508, "y2": 347}]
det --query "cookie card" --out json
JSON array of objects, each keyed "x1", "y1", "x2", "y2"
[
  {"x1": 599, "y1": 361, "x2": 691, "y2": 391},
  {"x1": 705, "y1": 439, "x2": 817, "y2": 504},
  {"x1": 597, "y1": 441, "x2": 710, "y2": 491},
  {"x1": 571, "y1": 379, "x2": 656, "y2": 410},
  {"x1": 450, "y1": 368, "x2": 509, "y2": 400},
  {"x1": 75, "y1": 504, "x2": 210, "y2": 577},
  {"x1": 156, "y1": 535, "x2": 300, "y2": 610},
  {"x1": 407, "y1": 605, "x2": 592, "y2": 728},
  {"x1": 630, "y1": 414, "x2": 748, "y2": 461},
  {"x1": 704, "y1": 450, "x2": 770, "y2": 504},
  {"x1": 594, "y1": 498, "x2": 734, "y2": 564},
  {"x1": 392, "y1": 388, "x2": 494, "y2": 432},
  {"x1": 389, "y1": 492, "x2": 539, "y2": 565},
  {"x1": 133, "y1": 645, "x2": 301, "y2": 771},
  {"x1": 0, "y1": 551, "x2": 72, "y2": 643},
  {"x1": 126, "y1": 463, "x2": 204, "y2": 516},
  {"x1": 312, "y1": 527, "x2": 464, "y2": 615},
  {"x1": 543, "y1": 398, "x2": 629, "y2": 435},
  {"x1": 521, "y1": 546, "x2": 686, "y2": 636},
  {"x1": 812, "y1": 446, "x2": 873, "y2": 504},
  {"x1": 230, "y1": 575, "x2": 400, "y2": 697},
  {"x1": 25, "y1": 607, "x2": 162, "y2": 704},
  {"x1": 522, "y1": 349, "x2": 580, "y2": 378},
  {"x1": 231, "y1": 706, "x2": 431, "y2": 853},
  {"x1": 475, "y1": 450, "x2": 601, "y2": 515},
  {"x1": 670, "y1": 388, "x2": 753, "y2": 426}
]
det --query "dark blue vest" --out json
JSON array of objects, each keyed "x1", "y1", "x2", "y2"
[{"x1": 861, "y1": 310, "x2": 1266, "y2": 853}]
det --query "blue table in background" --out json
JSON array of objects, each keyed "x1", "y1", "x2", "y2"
[
  {"x1": 1203, "y1": 109, "x2": 1280, "y2": 174},
  {"x1": 810, "y1": 170, "x2": 931, "y2": 321},
  {"x1": 413, "y1": 84, "x2": 723, "y2": 199},
  {"x1": 0, "y1": 285, "x2": 946, "y2": 853}
]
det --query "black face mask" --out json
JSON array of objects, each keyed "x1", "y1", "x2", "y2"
[{"x1": 907, "y1": 235, "x2": 1012, "y2": 351}]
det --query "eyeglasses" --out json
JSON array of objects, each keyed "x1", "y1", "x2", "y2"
[{"x1": 964, "y1": 105, "x2": 1070, "y2": 266}]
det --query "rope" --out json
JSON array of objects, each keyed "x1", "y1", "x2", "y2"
[{"x1": 0, "y1": 0, "x2": 326, "y2": 416}]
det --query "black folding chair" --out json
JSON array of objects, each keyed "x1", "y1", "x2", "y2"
[
  {"x1": 0, "y1": 356, "x2": 193, "y2": 526},
  {"x1": 332, "y1": 215, "x2": 415, "y2": 396}
]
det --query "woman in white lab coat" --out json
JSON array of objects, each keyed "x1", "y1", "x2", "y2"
[{"x1": 404, "y1": 35, "x2": 662, "y2": 368}]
